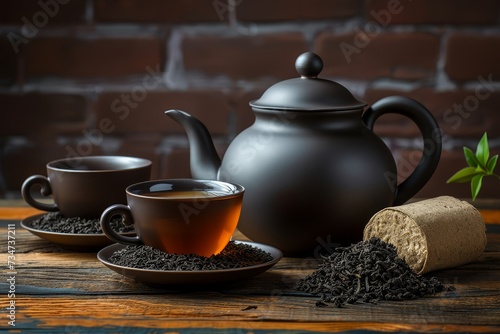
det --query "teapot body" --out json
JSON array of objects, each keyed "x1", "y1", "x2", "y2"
[
  {"x1": 220, "y1": 108, "x2": 397, "y2": 254},
  {"x1": 165, "y1": 52, "x2": 441, "y2": 256}
]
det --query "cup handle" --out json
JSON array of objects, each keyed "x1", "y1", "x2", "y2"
[
  {"x1": 362, "y1": 96, "x2": 442, "y2": 205},
  {"x1": 21, "y1": 175, "x2": 59, "y2": 212},
  {"x1": 100, "y1": 204, "x2": 142, "y2": 246}
]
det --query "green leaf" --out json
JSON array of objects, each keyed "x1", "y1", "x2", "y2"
[
  {"x1": 464, "y1": 147, "x2": 480, "y2": 168},
  {"x1": 446, "y1": 166, "x2": 484, "y2": 183},
  {"x1": 471, "y1": 174, "x2": 484, "y2": 201},
  {"x1": 476, "y1": 132, "x2": 490, "y2": 167},
  {"x1": 448, "y1": 132, "x2": 498, "y2": 201},
  {"x1": 487, "y1": 155, "x2": 498, "y2": 174}
]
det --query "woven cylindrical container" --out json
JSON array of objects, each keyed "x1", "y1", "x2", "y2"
[{"x1": 363, "y1": 196, "x2": 487, "y2": 274}]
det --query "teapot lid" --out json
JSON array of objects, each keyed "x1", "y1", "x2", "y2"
[{"x1": 249, "y1": 52, "x2": 367, "y2": 111}]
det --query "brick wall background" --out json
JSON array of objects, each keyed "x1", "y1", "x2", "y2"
[{"x1": 1, "y1": 0, "x2": 500, "y2": 200}]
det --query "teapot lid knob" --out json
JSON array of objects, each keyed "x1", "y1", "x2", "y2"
[
  {"x1": 249, "y1": 51, "x2": 367, "y2": 111},
  {"x1": 295, "y1": 52, "x2": 323, "y2": 78}
]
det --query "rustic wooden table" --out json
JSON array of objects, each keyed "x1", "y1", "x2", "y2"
[{"x1": 1, "y1": 200, "x2": 499, "y2": 333}]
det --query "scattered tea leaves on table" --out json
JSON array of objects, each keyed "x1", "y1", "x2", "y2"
[
  {"x1": 31, "y1": 212, "x2": 131, "y2": 234},
  {"x1": 108, "y1": 241, "x2": 274, "y2": 271},
  {"x1": 297, "y1": 238, "x2": 453, "y2": 307}
]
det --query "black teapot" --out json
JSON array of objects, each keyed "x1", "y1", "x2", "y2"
[{"x1": 165, "y1": 52, "x2": 441, "y2": 255}]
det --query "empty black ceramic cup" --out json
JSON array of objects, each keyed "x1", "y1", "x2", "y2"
[{"x1": 21, "y1": 156, "x2": 152, "y2": 218}]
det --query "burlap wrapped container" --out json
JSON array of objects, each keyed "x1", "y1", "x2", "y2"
[{"x1": 363, "y1": 196, "x2": 487, "y2": 274}]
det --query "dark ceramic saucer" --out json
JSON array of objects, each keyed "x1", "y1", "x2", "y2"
[
  {"x1": 21, "y1": 213, "x2": 131, "y2": 252},
  {"x1": 97, "y1": 241, "x2": 283, "y2": 285}
]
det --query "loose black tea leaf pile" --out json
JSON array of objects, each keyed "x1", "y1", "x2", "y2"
[
  {"x1": 108, "y1": 241, "x2": 274, "y2": 271},
  {"x1": 297, "y1": 237, "x2": 452, "y2": 307},
  {"x1": 31, "y1": 212, "x2": 131, "y2": 234}
]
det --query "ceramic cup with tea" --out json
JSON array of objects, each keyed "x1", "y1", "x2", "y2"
[
  {"x1": 100, "y1": 179, "x2": 245, "y2": 257},
  {"x1": 21, "y1": 156, "x2": 152, "y2": 218}
]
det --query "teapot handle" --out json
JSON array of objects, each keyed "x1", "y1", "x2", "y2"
[{"x1": 362, "y1": 96, "x2": 442, "y2": 205}]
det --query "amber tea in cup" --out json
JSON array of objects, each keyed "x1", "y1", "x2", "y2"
[{"x1": 100, "y1": 179, "x2": 245, "y2": 257}]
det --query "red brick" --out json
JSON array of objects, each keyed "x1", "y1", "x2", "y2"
[
  {"x1": 315, "y1": 32, "x2": 439, "y2": 80},
  {"x1": 364, "y1": 0, "x2": 500, "y2": 25},
  {"x1": 60, "y1": 135, "x2": 107, "y2": 163},
  {"x1": 0, "y1": 0, "x2": 87, "y2": 24},
  {"x1": 94, "y1": 90, "x2": 231, "y2": 135},
  {"x1": 182, "y1": 33, "x2": 308, "y2": 81},
  {"x1": 363, "y1": 88, "x2": 500, "y2": 138},
  {"x1": 228, "y1": 88, "x2": 266, "y2": 133},
  {"x1": 0, "y1": 92, "x2": 88, "y2": 137},
  {"x1": 94, "y1": 0, "x2": 224, "y2": 23},
  {"x1": 236, "y1": 0, "x2": 359, "y2": 22},
  {"x1": 0, "y1": 35, "x2": 18, "y2": 86},
  {"x1": 114, "y1": 135, "x2": 162, "y2": 180},
  {"x1": 25, "y1": 37, "x2": 162, "y2": 79},
  {"x1": 159, "y1": 148, "x2": 192, "y2": 179},
  {"x1": 445, "y1": 34, "x2": 500, "y2": 81},
  {"x1": 159, "y1": 142, "x2": 229, "y2": 179}
]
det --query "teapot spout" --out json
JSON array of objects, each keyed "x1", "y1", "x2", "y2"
[{"x1": 165, "y1": 109, "x2": 221, "y2": 180}]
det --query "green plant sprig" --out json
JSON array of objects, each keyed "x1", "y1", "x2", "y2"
[{"x1": 447, "y1": 132, "x2": 499, "y2": 201}]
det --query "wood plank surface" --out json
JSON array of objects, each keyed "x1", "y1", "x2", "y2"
[{"x1": 1, "y1": 202, "x2": 500, "y2": 333}]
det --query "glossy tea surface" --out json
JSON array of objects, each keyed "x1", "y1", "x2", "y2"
[{"x1": 143, "y1": 190, "x2": 228, "y2": 199}]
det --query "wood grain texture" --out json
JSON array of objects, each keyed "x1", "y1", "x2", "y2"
[
  {"x1": 1, "y1": 201, "x2": 500, "y2": 333},
  {"x1": 0, "y1": 206, "x2": 43, "y2": 220}
]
